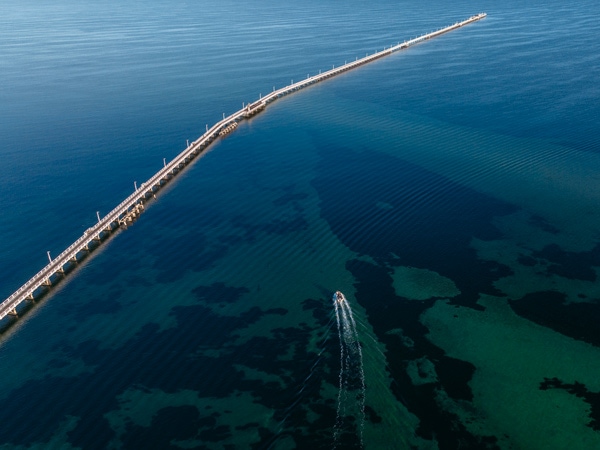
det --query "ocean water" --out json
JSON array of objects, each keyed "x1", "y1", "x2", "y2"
[{"x1": 1, "y1": 0, "x2": 600, "y2": 448}]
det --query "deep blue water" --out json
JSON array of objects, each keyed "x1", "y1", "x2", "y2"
[{"x1": 1, "y1": 0, "x2": 600, "y2": 448}]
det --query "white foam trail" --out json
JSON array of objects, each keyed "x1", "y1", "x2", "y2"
[
  {"x1": 332, "y1": 292, "x2": 366, "y2": 448},
  {"x1": 343, "y1": 297, "x2": 366, "y2": 442},
  {"x1": 334, "y1": 297, "x2": 345, "y2": 445}
]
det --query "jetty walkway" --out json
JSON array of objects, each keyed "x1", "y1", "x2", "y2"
[{"x1": 0, "y1": 13, "x2": 486, "y2": 324}]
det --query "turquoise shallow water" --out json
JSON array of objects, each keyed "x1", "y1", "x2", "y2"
[{"x1": 1, "y1": 0, "x2": 600, "y2": 448}]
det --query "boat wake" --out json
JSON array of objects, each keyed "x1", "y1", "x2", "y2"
[{"x1": 333, "y1": 291, "x2": 365, "y2": 448}]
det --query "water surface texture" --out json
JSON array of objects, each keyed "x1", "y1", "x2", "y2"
[{"x1": 1, "y1": 0, "x2": 599, "y2": 448}]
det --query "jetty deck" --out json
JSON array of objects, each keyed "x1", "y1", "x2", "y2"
[{"x1": 0, "y1": 13, "x2": 486, "y2": 324}]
